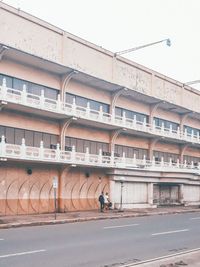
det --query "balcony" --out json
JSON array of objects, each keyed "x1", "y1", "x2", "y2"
[
  {"x1": 0, "y1": 80, "x2": 199, "y2": 145},
  {"x1": 0, "y1": 136, "x2": 200, "y2": 174}
]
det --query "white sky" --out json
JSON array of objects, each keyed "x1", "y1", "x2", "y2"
[{"x1": 3, "y1": 0, "x2": 200, "y2": 89}]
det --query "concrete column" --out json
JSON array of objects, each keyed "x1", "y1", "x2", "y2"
[
  {"x1": 147, "y1": 183, "x2": 153, "y2": 205},
  {"x1": 0, "y1": 45, "x2": 9, "y2": 60},
  {"x1": 60, "y1": 117, "x2": 77, "y2": 151},
  {"x1": 180, "y1": 112, "x2": 192, "y2": 134},
  {"x1": 149, "y1": 101, "x2": 162, "y2": 126},
  {"x1": 58, "y1": 166, "x2": 71, "y2": 212},
  {"x1": 180, "y1": 144, "x2": 189, "y2": 164},
  {"x1": 110, "y1": 87, "x2": 127, "y2": 116},
  {"x1": 179, "y1": 184, "x2": 184, "y2": 205},
  {"x1": 22, "y1": 84, "x2": 27, "y2": 104},
  {"x1": 110, "y1": 180, "x2": 115, "y2": 208},
  {"x1": 148, "y1": 138, "x2": 159, "y2": 161},
  {"x1": 109, "y1": 128, "x2": 123, "y2": 153},
  {"x1": 60, "y1": 70, "x2": 79, "y2": 102}
]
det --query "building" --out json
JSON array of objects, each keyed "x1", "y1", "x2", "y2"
[{"x1": 0, "y1": 2, "x2": 200, "y2": 215}]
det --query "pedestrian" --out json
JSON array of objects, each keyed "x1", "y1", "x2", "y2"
[
  {"x1": 104, "y1": 192, "x2": 109, "y2": 210},
  {"x1": 98, "y1": 192, "x2": 105, "y2": 212},
  {"x1": 104, "y1": 192, "x2": 112, "y2": 210}
]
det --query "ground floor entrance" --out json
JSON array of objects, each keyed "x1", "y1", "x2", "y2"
[{"x1": 153, "y1": 184, "x2": 180, "y2": 205}]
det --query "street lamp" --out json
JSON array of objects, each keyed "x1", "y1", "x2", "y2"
[
  {"x1": 183, "y1": 80, "x2": 200, "y2": 86},
  {"x1": 53, "y1": 176, "x2": 58, "y2": 220},
  {"x1": 114, "y1": 38, "x2": 171, "y2": 57},
  {"x1": 119, "y1": 177, "x2": 125, "y2": 212},
  {"x1": 98, "y1": 176, "x2": 102, "y2": 193}
]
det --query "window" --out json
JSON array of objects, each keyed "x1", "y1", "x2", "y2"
[
  {"x1": 65, "y1": 93, "x2": 109, "y2": 113},
  {"x1": 65, "y1": 137, "x2": 109, "y2": 154},
  {"x1": 25, "y1": 130, "x2": 34, "y2": 146},
  {"x1": 0, "y1": 126, "x2": 5, "y2": 137},
  {"x1": 0, "y1": 73, "x2": 59, "y2": 100},
  {"x1": 6, "y1": 127, "x2": 14, "y2": 143},
  {"x1": 65, "y1": 93, "x2": 74, "y2": 104},
  {"x1": 183, "y1": 155, "x2": 200, "y2": 164},
  {"x1": 0, "y1": 125, "x2": 58, "y2": 148},
  {"x1": 0, "y1": 74, "x2": 13, "y2": 88},
  {"x1": 44, "y1": 87, "x2": 58, "y2": 100},
  {"x1": 13, "y1": 78, "x2": 28, "y2": 91},
  {"x1": 76, "y1": 95, "x2": 87, "y2": 108},
  {"x1": 184, "y1": 126, "x2": 200, "y2": 136},
  {"x1": 115, "y1": 145, "x2": 148, "y2": 159},
  {"x1": 153, "y1": 151, "x2": 179, "y2": 162},
  {"x1": 115, "y1": 107, "x2": 148, "y2": 123},
  {"x1": 154, "y1": 118, "x2": 179, "y2": 131},
  {"x1": 27, "y1": 83, "x2": 43, "y2": 96},
  {"x1": 15, "y1": 128, "x2": 24, "y2": 144}
]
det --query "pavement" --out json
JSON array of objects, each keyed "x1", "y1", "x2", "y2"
[
  {"x1": 1, "y1": 206, "x2": 200, "y2": 267},
  {"x1": 0, "y1": 206, "x2": 200, "y2": 229},
  {"x1": 129, "y1": 249, "x2": 200, "y2": 267}
]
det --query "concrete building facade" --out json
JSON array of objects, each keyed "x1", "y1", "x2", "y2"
[{"x1": 0, "y1": 2, "x2": 200, "y2": 215}]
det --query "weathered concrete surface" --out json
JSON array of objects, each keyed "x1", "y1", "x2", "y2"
[{"x1": 131, "y1": 250, "x2": 200, "y2": 267}]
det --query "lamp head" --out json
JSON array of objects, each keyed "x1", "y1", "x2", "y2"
[{"x1": 166, "y1": 38, "x2": 171, "y2": 47}]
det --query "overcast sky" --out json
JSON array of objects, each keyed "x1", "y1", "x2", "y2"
[{"x1": 3, "y1": 0, "x2": 200, "y2": 89}]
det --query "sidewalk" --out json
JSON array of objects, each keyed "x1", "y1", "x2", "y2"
[
  {"x1": 129, "y1": 249, "x2": 200, "y2": 266},
  {"x1": 0, "y1": 206, "x2": 199, "y2": 229}
]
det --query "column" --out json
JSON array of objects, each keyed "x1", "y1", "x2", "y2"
[{"x1": 147, "y1": 183, "x2": 154, "y2": 205}]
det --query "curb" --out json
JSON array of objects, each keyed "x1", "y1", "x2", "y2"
[
  {"x1": 122, "y1": 247, "x2": 200, "y2": 266},
  {"x1": 0, "y1": 208, "x2": 199, "y2": 229}
]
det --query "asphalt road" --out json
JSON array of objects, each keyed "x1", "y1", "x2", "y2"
[{"x1": 0, "y1": 212, "x2": 200, "y2": 267}]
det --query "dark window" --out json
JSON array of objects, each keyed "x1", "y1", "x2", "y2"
[
  {"x1": 183, "y1": 155, "x2": 200, "y2": 164},
  {"x1": 83, "y1": 140, "x2": 90, "y2": 152},
  {"x1": 6, "y1": 127, "x2": 15, "y2": 143},
  {"x1": 153, "y1": 151, "x2": 179, "y2": 162},
  {"x1": 0, "y1": 125, "x2": 5, "y2": 137},
  {"x1": 77, "y1": 139, "x2": 84, "y2": 153},
  {"x1": 115, "y1": 107, "x2": 123, "y2": 117},
  {"x1": 65, "y1": 136, "x2": 109, "y2": 154},
  {"x1": 184, "y1": 126, "x2": 200, "y2": 136},
  {"x1": 44, "y1": 87, "x2": 58, "y2": 100},
  {"x1": 0, "y1": 125, "x2": 58, "y2": 148},
  {"x1": 66, "y1": 93, "x2": 74, "y2": 104},
  {"x1": 76, "y1": 95, "x2": 87, "y2": 107},
  {"x1": 65, "y1": 93, "x2": 109, "y2": 113},
  {"x1": 154, "y1": 117, "x2": 179, "y2": 131},
  {"x1": 0, "y1": 73, "x2": 59, "y2": 100},
  {"x1": 43, "y1": 133, "x2": 51, "y2": 148},
  {"x1": 115, "y1": 145, "x2": 147, "y2": 159},
  {"x1": 27, "y1": 83, "x2": 43, "y2": 96},
  {"x1": 15, "y1": 128, "x2": 24, "y2": 145},
  {"x1": 25, "y1": 130, "x2": 34, "y2": 146},
  {"x1": 50, "y1": 135, "x2": 58, "y2": 146},
  {"x1": 33, "y1": 132, "x2": 43, "y2": 147},
  {"x1": 13, "y1": 78, "x2": 28, "y2": 91},
  {"x1": 115, "y1": 107, "x2": 148, "y2": 123},
  {"x1": 0, "y1": 74, "x2": 13, "y2": 88}
]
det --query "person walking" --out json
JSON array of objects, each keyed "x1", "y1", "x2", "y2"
[
  {"x1": 104, "y1": 192, "x2": 109, "y2": 210},
  {"x1": 98, "y1": 192, "x2": 105, "y2": 212}
]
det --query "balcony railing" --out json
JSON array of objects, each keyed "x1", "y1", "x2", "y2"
[
  {"x1": 0, "y1": 136, "x2": 200, "y2": 174},
  {"x1": 0, "y1": 80, "x2": 199, "y2": 145}
]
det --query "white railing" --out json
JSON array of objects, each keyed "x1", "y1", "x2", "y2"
[
  {"x1": 0, "y1": 136, "x2": 200, "y2": 174},
  {"x1": 0, "y1": 79, "x2": 200, "y2": 145}
]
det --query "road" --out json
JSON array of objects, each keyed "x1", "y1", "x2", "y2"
[{"x1": 0, "y1": 212, "x2": 200, "y2": 267}]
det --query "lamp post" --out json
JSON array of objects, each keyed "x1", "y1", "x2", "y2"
[
  {"x1": 119, "y1": 177, "x2": 125, "y2": 212},
  {"x1": 114, "y1": 38, "x2": 171, "y2": 57},
  {"x1": 98, "y1": 176, "x2": 102, "y2": 193},
  {"x1": 53, "y1": 176, "x2": 58, "y2": 220},
  {"x1": 183, "y1": 80, "x2": 200, "y2": 86}
]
